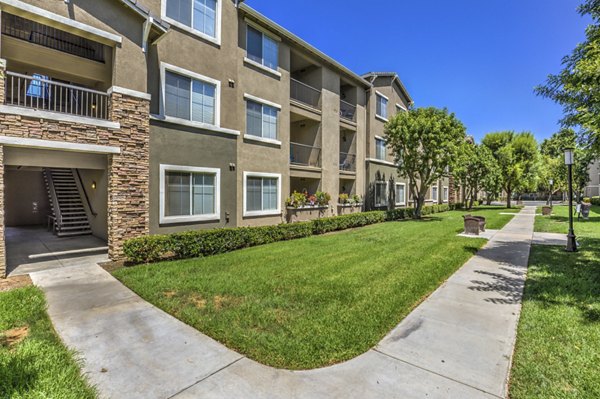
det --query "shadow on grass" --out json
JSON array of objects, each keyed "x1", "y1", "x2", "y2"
[
  {"x1": 0, "y1": 353, "x2": 38, "y2": 397},
  {"x1": 525, "y1": 239, "x2": 600, "y2": 324}
]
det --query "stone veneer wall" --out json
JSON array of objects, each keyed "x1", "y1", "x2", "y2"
[{"x1": 0, "y1": 63, "x2": 150, "y2": 277}]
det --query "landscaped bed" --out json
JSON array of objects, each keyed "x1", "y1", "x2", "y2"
[
  {"x1": 0, "y1": 286, "x2": 96, "y2": 398},
  {"x1": 510, "y1": 205, "x2": 600, "y2": 398},
  {"x1": 114, "y1": 207, "x2": 514, "y2": 370}
]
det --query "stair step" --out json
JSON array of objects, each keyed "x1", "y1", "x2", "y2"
[
  {"x1": 57, "y1": 230, "x2": 92, "y2": 237},
  {"x1": 59, "y1": 225, "x2": 91, "y2": 230}
]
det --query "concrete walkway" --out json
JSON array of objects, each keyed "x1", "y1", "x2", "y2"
[{"x1": 30, "y1": 207, "x2": 536, "y2": 399}]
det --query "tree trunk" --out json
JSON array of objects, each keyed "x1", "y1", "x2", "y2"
[{"x1": 507, "y1": 189, "x2": 512, "y2": 208}]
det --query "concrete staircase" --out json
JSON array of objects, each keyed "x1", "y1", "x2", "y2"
[{"x1": 43, "y1": 168, "x2": 92, "y2": 237}]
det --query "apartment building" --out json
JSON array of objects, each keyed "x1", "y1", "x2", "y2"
[
  {"x1": 0, "y1": 0, "x2": 450, "y2": 277},
  {"x1": 585, "y1": 159, "x2": 600, "y2": 197}
]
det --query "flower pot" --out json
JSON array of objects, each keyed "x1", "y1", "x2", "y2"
[{"x1": 542, "y1": 206, "x2": 552, "y2": 216}]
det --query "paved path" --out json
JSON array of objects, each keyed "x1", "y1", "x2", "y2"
[{"x1": 30, "y1": 207, "x2": 536, "y2": 399}]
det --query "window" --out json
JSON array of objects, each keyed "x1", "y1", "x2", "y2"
[
  {"x1": 396, "y1": 103, "x2": 407, "y2": 113},
  {"x1": 431, "y1": 186, "x2": 438, "y2": 202},
  {"x1": 395, "y1": 183, "x2": 406, "y2": 206},
  {"x1": 375, "y1": 138, "x2": 387, "y2": 161},
  {"x1": 165, "y1": 0, "x2": 218, "y2": 40},
  {"x1": 443, "y1": 186, "x2": 449, "y2": 203},
  {"x1": 246, "y1": 99, "x2": 278, "y2": 140},
  {"x1": 160, "y1": 165, "x2": 220, "y2": 223},
  {"x1": 247, "y1": 25, "x2": 279, "y2": 71},
  {"x1": 375, "y1": 181, "x2": 387, "y2": 207},
  {"x1": 162, "y1": 64, "x2": 220, "y2": 127},
  {"x1": 244, "y1": 172, "x2": 281, "y2": 216},
  {"x1": 376, "y1": 93, "x2": 388, "y2": 119}
]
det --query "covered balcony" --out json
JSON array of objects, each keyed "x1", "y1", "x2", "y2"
[
  {"x1": 290, "y1": 50, "x2": 322, "y2": 111},
  {"x1": 339, "y1": 128, "x2": 357, "y2": 173},
  {"x1": 340, "y1": 79, "x2": 358, "y2": 124},
  {"x1": 4, "y1": 72, "x2": 110, "y2": 120}
]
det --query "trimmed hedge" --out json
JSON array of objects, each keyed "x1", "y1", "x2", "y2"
[
  {"x1": 592, "y1": 196, "x2": 600, "y2": 206},
  {"x1": 124, "y1": 204, "x2": 458, "y2": 264}
]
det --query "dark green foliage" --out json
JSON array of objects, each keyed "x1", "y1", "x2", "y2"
[{"x1": 124, "y1": 205, "x2": 459, "y2": 264}]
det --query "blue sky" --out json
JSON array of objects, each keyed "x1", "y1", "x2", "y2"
[{"x1": 246, "y1": 0, "x2": 590, "y2": 143}]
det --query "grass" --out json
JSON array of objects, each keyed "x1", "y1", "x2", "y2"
[
  {"x1": 114, "y1": 207, "x2": 514, "y2": 370},
  {"x1": 509, "y1": 205, "x2": 600, "y2": 398},
  {"x1": 0, "y1": 286, "x2": 96, "y2": 398}
]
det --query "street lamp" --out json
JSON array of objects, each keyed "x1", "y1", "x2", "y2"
[
  {"x1": 549, "y1": 179, "x2": 554, "y2": 208},
  {"x1": 564, "y1": 148, "x2": 577, "y2": 252}
]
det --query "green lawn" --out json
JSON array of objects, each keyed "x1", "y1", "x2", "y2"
[
  {"x1": 510, "y1": 205, "x2": 600, "y2": 398},
  {"x1": 0, "y1": 286, "x2": 96, "y2": 398},
  {"x1": 114, "y1": 207, "x2": 514, "y2": 370}
]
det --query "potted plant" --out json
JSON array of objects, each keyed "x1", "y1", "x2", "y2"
[{"x1": 581, "y1": 197, "x2": 592, "y2": 220}]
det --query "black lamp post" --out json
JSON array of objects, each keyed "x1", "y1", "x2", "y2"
[
  {"x1": 549, "y1": 179, "x2": 554, "y2": 208},
  {"x1": 565, "y1": 148, "x2": 577, "y2": 252}
]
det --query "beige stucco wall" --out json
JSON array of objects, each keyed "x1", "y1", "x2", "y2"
[
  {"x1": 4, "y1": 168, "x2": 50, "y2": 226},
  {"x1": 78, "y1": 168, "x2": 108, "y2": 240}
]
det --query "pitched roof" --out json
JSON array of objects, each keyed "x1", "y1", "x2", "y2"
[{"x1": 362, "y1": 72, "x2": 413, "y2": 105}]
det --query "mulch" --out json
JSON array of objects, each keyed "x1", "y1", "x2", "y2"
[{"x1": 0, "y1": 275, "x2": 32, "y2": 292}]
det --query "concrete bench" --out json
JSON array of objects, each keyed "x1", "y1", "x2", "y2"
[{"x1": 463, "y1": 215, "x2": 486, "y2": 235}]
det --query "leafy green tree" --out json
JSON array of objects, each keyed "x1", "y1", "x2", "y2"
[
  {"x1": 540, "y1": 128, "x2": 593, "y2": 200},
  {"x1": 482, "y1": 131, "x2": 539, "y2": 208},
  {"x1": 385, "y1": 107, "x2": 466, "y2": 218},
  {"x1": 453, "y1": 142, "x2": 501, "y2": 209},
  {"x1": 535, "y1": 0, "x2": 600, "y2": 153}
]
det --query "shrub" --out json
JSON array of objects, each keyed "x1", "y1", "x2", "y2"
[
  {"x1": 123, "y1": 205, "x2": 457, "y2": 264},
  {"x1": 583, "y1": 197, "x2": 591, "y2": 204},
  {"x1": 286, "y1": 191, "x2": 308, "y2": 208},
  {"x1": 315, "y1": 191, "x2": 331, "y2": 206},
  {"x1": 592, "y1": 196, "x2": 600, "y2": 206},
  {"x1": 339, "y1": 193, "x2": 350, "y2": 204},
  {"x1": 123, "y1": 222, "x2": 313, "y2": 264}
]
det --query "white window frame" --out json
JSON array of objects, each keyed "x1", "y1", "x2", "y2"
[
  {"x1": 443, "y1": 186, "x2": 449, "y2": 203},
  {"x1": 395, "y1": 182, "x2": 406, "y2": 206},
  {"x1": 159, "y1": 164, "x2": 221, "y2": 224},
  {"x1": 375, "y1": 181, "x2": 388, "y2": 207},
  {"x1": 375, "y1": 136, "x2": 387, "y2": 161},
  {"x1": 243, "y1": 171, "x2": 282, "y2": 217},
  {"x1": 245, "y1": 20, "x2": 281, "y2": 73},
  {"x1": 243, "y1": 93, "x2": 282, "y2": 145},
  {"x1": 160, "y1": 62, "x2": 221, "y2": 130},
  {"x1": 431, "y1": 185, "x2": 438, "y2": 203},
  {"x1": 161, "y1": 0, "x2": 222, "y2": 45},
  {"x1": 375, "y1": 91, "x2": 389, "y2": 121},
  {"x1": 396, "y1": 103, "x2": 407, "y2": 113}
]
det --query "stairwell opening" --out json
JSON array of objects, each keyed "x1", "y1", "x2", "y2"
[{"x1": 4, "y1": 159, "x2": 109, "y2": 276}]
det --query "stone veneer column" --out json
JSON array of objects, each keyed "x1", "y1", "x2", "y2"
[
  {"x1": 0, "y1": 145, "x2": 5, "y2": 278},
  {"x1": 106, "y1": 90, "x2": 150, "y2": 260}
]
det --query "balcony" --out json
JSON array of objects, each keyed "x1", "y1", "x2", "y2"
[
  {"x1": 290, "y1": 142, "x2": 321, "y2": 168},
  {"x1": 4, "y1": 72, "x2": 110, "y2": 120},
  {"x1": 291, "y1": 78, "x2": 321, "y2": 110},
  {"x1": 340, "y1": 100, "x2": 356, "y2": 122},
  {"x1": 339, "y1": 152, "x2": 356, "y2": 172}
]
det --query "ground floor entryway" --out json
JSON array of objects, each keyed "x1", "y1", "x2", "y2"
[{"x1": 6, "y1": 226, "x2": 108, "y2": 276}]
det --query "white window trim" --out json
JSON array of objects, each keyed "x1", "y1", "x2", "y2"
[
  {"x1": 245, "y1": 19, "x2": 280, "y2": 74},
  {"x1": 375, "y1": 91, "x2": 389, "y2": 101},
  {"x1": 244, "y1": 93, "x2": 280, "y2": 143},
  {"x1": 396, "y1": 103, "x2": 407, "y2": 112},
  {"x1": 159, "y1": 62, "x2": 222, "y2": 129},
  {"x1": 431, "y1": 185, "x2": 439, "y2": 203},
  {"x1": 395, "y1": 182, "x2": 406, "y2": 206},
  {"x1": 375, "y1": 181, "x2": 388, "y2": 207},
  {"x1": 243, "y1": 171, "x2": 282, "y2": 217},
  {"x1": 375, "y1": 137, "x2": 387, "y2": 161},
  {"x1": 443, "y1": 186, "x2": 449, "y2": 203},
  {"x1": 243, "y1": 93, "x2": 282, "y2": 110},
  {"x1": 161, "y1": 0, "x2": 222, "y2": 46},
  {"x1": 365, "y1": 157, "x2": 397, "y2": 167},
  {"x1": 159, "y1": 164, "x2": 221, "y2": 224},
  {"x1": 243, "y1": 134, "x2": 282, "y2": 146}
]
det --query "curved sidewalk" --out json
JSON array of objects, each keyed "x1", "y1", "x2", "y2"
[{"x1": 30, "y1": 207, "x2": 536, "y2": 399}]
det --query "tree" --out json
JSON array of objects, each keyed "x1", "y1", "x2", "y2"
[
  {"x1": 385, "y1": 107, "x2": 466, "y2": 218},
  {"x1": 453, "y1": 142, "x2": 501, "y2": 209},
  {"x1": 482, "y1": 131, "x2": 539, "y2": 208},
  {"x1": 535, "y1": 0, "x2": 600, "y2": 153},
  {"x1": 540, "y1": 128, "x2": 593, "y2": 200}
]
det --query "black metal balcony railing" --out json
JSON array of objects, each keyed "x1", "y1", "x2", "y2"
[
  {"x1": 2, "y1": 13, "x2": 105, "y2": 63},
  {"x1": 290, "y1": 142, "x2": 322, "y2": 168},
  {"x1": 339, "y1": 152, "x2": 357, "y2": 172},
  {"x1": 290, "y1": 78, "x2": 321, "y2": 109},
  {"x1": 340, "y1": 100, "x2": 356, "y2": 122},
  {"x1": 5, "y1": 71, "x2": 110, "y2": 120}
]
